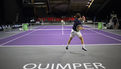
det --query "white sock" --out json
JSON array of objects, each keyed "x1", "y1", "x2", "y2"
[
  {"x1": 67, "y1": 44, "x2": 69, "y2": 46},
  {"x1": 82, "y1": 44, "x2": 86, "y2": 48}
]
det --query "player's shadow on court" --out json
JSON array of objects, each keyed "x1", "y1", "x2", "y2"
[{"x1": 66, "y1": 50, "x2": 87, "y2": 57}]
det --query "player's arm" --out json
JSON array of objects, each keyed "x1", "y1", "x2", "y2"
[
  {"x1": 77, "y1": 25, "x2": 84, "y2": 31},
  {"x1": 78, "y1": 26, "x2": 84, "y2": 30}
]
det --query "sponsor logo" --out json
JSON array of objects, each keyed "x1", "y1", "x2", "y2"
[{"x1": 23, "y1": 63, "x2": 106, "y2": 69}]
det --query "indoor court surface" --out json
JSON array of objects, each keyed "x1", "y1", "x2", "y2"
[{"x1": 0, "y1": 25, "x2": 121, "y2": 69}]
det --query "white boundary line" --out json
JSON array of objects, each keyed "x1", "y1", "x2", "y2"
[
  {"x1": 0, "y1": 31, "x2": 26, "y2": 40},
  {"x1": 0, "y1": 43, "x2": 121, "y2": 47},
  {"x1": 89, "y1": 29, "x2": 121, "y2": 42},
  {"x1": 0, "y1": 26, "x2": 47, "y2": 45},
  {"x1": 29, "y1": 28, "x2": 91, "y2": 31},
  {"x1": 84, "y1": 26, "x2": 121, "y2": 42},
  {"x1": 0, "y1": 25, "x2": 45, "y2": 40},
  {"x1": 29, "y1": 29, "x2": 71, "y2": 30},
  {"x1": 62, "y1": 23, "x2": 64, "y2": 35},
  {"x1": 87, "y1": 26, "x2": 121, "y2": 38},
  {"x1": 0, "y1": 30, "x2": 37, "y2": 46},
  {"x1": 0, "y1": 25, "x2": 47, "y2": 46},
  {"x1": 102, "y1": 30, "x2": 121, "y2": 37}
]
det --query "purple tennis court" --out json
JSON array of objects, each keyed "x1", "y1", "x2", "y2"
[{"x1": 0, "y1": 25, "x2": 121, "y2": 46}]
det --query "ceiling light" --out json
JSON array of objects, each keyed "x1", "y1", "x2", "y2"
[{"x1": 87, "y1": 2, "x2": 90, "y2": 4}]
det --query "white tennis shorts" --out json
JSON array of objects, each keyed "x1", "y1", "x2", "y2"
[{"x1": 70, "y1": 29, "x2": 82, "y2": 38}]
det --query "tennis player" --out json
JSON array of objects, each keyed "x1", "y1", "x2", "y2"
[{"x1": 66, "y1": 13, "x2": 87, "y2": 51}]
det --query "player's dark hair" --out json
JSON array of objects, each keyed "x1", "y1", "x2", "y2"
[{"x1": 75, "y1": 13, "x2": 81, "y2": 18}]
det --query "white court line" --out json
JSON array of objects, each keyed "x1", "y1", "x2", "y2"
[
  {"x1": 0, "y1": 31, "x2": 27, "y2": 40},
  {"x1": 29, "y1": 29, "x2": 71, "y2": 30},
  {"x1": 0, "y1": 25, "x2": 46, "y2": 40},
  {"x1": 27, "y1": 34, "x2": 70, "y2": 35},
  {"x1": 83, "y1": 26, "x2": 121, "y2": 42},
  {"x1": 89, "y1": 29, "x2": 121, "y2": 42},
  {"x1": 102, "y1": 30, "x2": 121, "y2": 37},
  {"x1": 62, "y1": 23, "x2": 64, "y2": 35},
  {"x1": 0, "y1": 43, "x2": 121, "y2": 47},
  {"x1": 0, "y1": 26, "x2": 48, "y2": 46},
  {"x1": 0, "y1": 30, "x2": 37, "y2": 46},
  {"x1": 29, "y1": 28, "x2": 91, "y2": 31},
  {"x1": 0, "y1": 26, "x2": 46, "y2": 40},
  {"x1": 84, "y1": 25, "x2": 121, "y2": 38},
  {"x1": 0, "y1": 25, "x2": 47, "y2": 46}
]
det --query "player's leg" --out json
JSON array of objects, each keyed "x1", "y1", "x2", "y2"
[
  {"x1": 66, "y1": 29, "x2": 75, "y2": 50},
  {"x1": 79, "y1": 36, "x2": 87, "y2": 51},
  {"x1": 67, "y1": 37, "x2": 73, "y2": 46},
  {"x1": 77, "y1": 31, "x2": 87, "y2": 51},
  {"x1": 66, "y1": 37, "x2": 73, "y2": 50}
]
